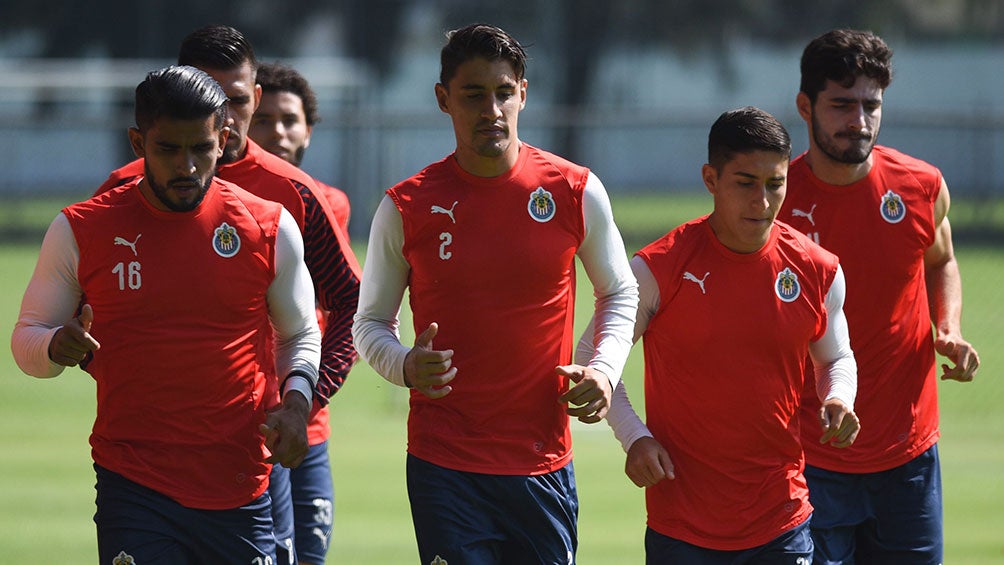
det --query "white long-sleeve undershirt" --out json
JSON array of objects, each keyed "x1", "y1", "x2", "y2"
[
  {"x1": 576, "y1": 256, "x2": 857, "y2": 452},
  {"x1": 352, "y1": 171, "x2": 639, "y2": 387},
  {"x1": 10, "y1": 208, "x2": 320, "y2": 403}
]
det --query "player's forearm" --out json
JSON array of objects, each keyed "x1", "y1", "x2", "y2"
[
  {"x1": 351, "y1": 195, "x2": 411, "y2": 387},
  {"x1": 577, "y1": 173, "x2": 639, "y2": 386},
  {"x1": 926, "y1": 255, "x2": 964, "y2": 339},
  {"x1": 270, "y1": 210, "x2": 321, "y2": 402},
  {"x1": 606, "y1": 381, "x2": 653, "y2": 452},
  {"x1": 316, "y1": 306, "x2": 359, "y2": 402},
  {"x1": 12, "y1": 213, "x2": 81, "y2": 378},
  {"x1": 809, "y1": 265, "x2": 857, "y2": 408}
]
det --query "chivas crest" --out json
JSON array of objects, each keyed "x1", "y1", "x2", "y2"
[
  {"x1": 527, "y1": 187, "x2": 556, "y2": 222},
  {"x1": 212, "y1": 222, "x2": 241, "y2": 258}
]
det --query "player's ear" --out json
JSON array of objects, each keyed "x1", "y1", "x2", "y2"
[
  {"x1": 253, "y1": 83, "x2": 263, "y2": 113},
  {"x1": 218, "y1": 127, "x2": 229, "y2": 158},
  {"x1": 701, "y1": 163, "x2": 718, "y2": 195},
  {"x1": 128, "y1": 127, "x2": 145, "y2": 159},
  {"x1": 435, "y1": 83, "x2": 449, "y2": 113},
  {"x1": 304, "y1": 124, "x2": 313, "y2": 149},
  {"x1": 796, "y1": 92, "x2": 812, "y2": 123}
]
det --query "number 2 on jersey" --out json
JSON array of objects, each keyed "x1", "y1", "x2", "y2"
[{"x1": 439, "y1": 232, "x2": 452, "y2": 260}]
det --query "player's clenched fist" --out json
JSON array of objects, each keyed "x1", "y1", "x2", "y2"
[
  {"x1": 404, "y1": 322, "x2": 456, "y2": 399},
  {"x1": 48, "y1": 303, "x2": 101, "y2": 367},
  {"x1": 625, "y1": 436, "x2": 675, "y2": 488}
]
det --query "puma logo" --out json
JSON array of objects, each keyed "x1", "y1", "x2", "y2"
[
  {"x1": 791, "y1": 204, "x2": 816, "y2": 226},
  {"x1": 113, "y1": 234, "x2": 142, "y2": 256},
  {"x1": 430, "y1": 201, "x2": 458, "y2": 224},
  {"x1": 683, "y1": 271, "x2": 709, "y2": 294}
]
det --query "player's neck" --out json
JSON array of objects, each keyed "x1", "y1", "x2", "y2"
[
  {"x1": 804, "y1": 147, "x2": 873, "y2": 187},
  {"x1": 453, "y1": 140, "x2": 521, "y2": 178}
]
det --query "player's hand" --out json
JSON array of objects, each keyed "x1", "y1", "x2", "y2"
[
  {"x1": 48, "y1": 303, "x2": 100, "y2": 367},
  {"x1": 261, "y1": 390, "x2": 310, "y2": 468},
  {"x1": 935, "y1": 333, "x2": 979, "y2": 382},
  {"x1": 404, "y1": 322, "x2": 456, "y2": 399},
  {"x1": 625, "y1": 436, "x2": 675, "y2": 487},
  {"x1": 556, "y1": 364, "x2": 612, "y2": 424},
  {"x1": 819, "y1": 399, "x2": 860, "y2": 448}
]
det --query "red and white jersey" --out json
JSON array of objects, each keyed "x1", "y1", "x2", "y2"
[
  {"x1": 637, "y1": 217, "x2": 838, "y2": 550},
  {"x1": 387, "y1": 145, "x2": 589, "y2": 475},
  {"x1": 56, "y1": 179, "x2": 304, "y2": 509},
  {"x1": 779, "y1": 146, "x2": 941, "y2": 473},
  {"x1": 96, "y1": 140, "x2": 361, "y2": 417}
]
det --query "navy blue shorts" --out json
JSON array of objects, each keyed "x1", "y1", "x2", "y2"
[
  {"x1": 406, "y1": 454, "x2": 578, "y2": 564},
  {"x1": 270, "y1": 463, "x2": 296, "y2": 564},
  {"x1": 289, "y1": 441, "x2": 334, "y2": 563},
  {"x1": 805, "y1": 443, "x2": 943, "y2": 564},
  {"x1": 644, "y1": 519, "x2": 813, "y2": 564},
  {"x1": 94, "y1": 464, "x2": 275, "y2": 564}
]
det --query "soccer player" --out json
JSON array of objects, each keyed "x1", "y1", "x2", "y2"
[
  {"x1": 95, "y1": 26, "x2": 362, "y2": 563},
  {"x1": 577, "y1": 106, "x2": 860, "y2": 562},
  {"x1": 11, "y1": 65, "x2": 320, "y2": 563},
  {"x1": 248, "y1": 60, "x2": 349, "y2": 565},
  {"x1": 352, "y1": 23, "x2": 638, "y2": 563},
  {"x1": 250, "y1": 61, "x2": 351, "y2": 239},
  {"x1": 777, "y1": 29, "x2": 981, "y2": 563}
]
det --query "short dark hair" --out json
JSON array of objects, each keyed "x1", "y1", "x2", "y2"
[
  {"x1": 134, "y1": 65, "x2": 228, "y2": 132},
  {"x1": 439, "y1": 23, "x2": 527, "y2": 86},
  {"x1": 707, "y1": 106, "x2": 791, "y2": 171},
  {"x1": 256, "y1": 62, "x2": 319, "y2": 126},
  {"x1": 178, "y1": 24, "x2": 257, "y2": 74},
  {"x1": 800, "y1": 29, "x2": 892, "y2": 102}
]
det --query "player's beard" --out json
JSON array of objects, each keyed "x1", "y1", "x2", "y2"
[
  {"x1": 291, "y1": 145, "x2": 306, "y2": 167},
  {"x1": 220, "y1": 133, "x2": 244, "y2": 165},
  {"x1": 812, "y1": 113, "x2": 876, "y2": 164},
  {"x1": 147, "y1": 174, "x2": 211, "y2": 212}
]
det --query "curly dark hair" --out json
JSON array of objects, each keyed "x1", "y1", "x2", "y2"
[{"x1": 800, "y1": 29, "x2": 892, "y2": 102}]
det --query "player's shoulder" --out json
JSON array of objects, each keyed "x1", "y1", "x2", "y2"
[
  {"x1": 872, "y1": 145, "x2": 941, "y2": 178},
  {"x1": 247, "y1": 140, "x2": 320, "y2": 190},
  {"x1": 521, "y1": 143, "x2": 591, "y2": 185},
  {"x1": 215, "y1": 177, "x2": 284, "y2": 216},
  {"x1": 774, "y1": 220, "x2": 839, "y2": 268},
  {"x1": 94, "y1": 158, "x2": 145, "y2": 197},
  {"x1": 637, "y1": 216, "x2": 708, "y2": 262}
]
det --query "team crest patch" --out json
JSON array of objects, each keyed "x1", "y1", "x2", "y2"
[
  {"x1": 430, "y1": 556, "x2": 448, "y2": 565},
  {"x1": 774, "y1": 267, "x2": 801, "y2": 303},
  {"x1": 112, "y1": 551, "x2": 136, "y2": 565},
  {"x1": 879, "y1": 189, "x2": 906, "y2": 224},
  {"x1": 212, "y1": 222, "x2": 241, "y2": 258},
  {"x1": 527, "y1": 186, "x2": 556, "y2": 222}
]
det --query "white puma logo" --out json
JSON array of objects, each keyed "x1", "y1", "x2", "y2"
[
  {"x1": 430, "y1": 201, "x2": 458, "y2": 224},
  {"x1": 113, "y1": 234, "x2": 142, "y2": 256},
  {"x1": 683, "y1": 271, "x2": 709, "y2": 294},
  {"x1": 791, "y1": 204, "x2": 816, "y2": 226}
]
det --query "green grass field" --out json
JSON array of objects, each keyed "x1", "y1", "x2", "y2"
[{"x1": 1, "y1": 193, "x2": 1002, "y2": 563}]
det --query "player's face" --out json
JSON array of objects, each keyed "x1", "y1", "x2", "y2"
[
  {"x1": 249, "y1": 90, "x2": 311, "y2": 166},
  {"x1": 435, "y1": 56, "x2": 527, "y2": 177},
  {"x1": 799, "y1": 76, "x2": 883, "y2": 165},
  {"x1": 129, "y1": 115, "x2": 225, "y2": 212},
  {"x1": 202, "y1": 61, "x2": 261, "y2": 165},
  {"x1": 704, "y1": 150, "x2": 788, "y2": 254}
]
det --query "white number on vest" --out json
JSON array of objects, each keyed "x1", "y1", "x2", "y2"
[
  {"x1": 439, "y1": 232, "x2": 453, "y2": 260},
  {"x1": 112, "y1": 261, "x2": 142, "y2": 290}
]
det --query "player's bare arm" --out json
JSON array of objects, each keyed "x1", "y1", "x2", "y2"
[
  {"x1": 556, "y1": 364, "x2": 612, "y2": 424},
  {"x1": 404, "y1": 322, "x2": 456, "y2": 399},
  {"x1": 819, "y1": 399, "x2": 860, "y2": 448},
  {"x1": 262, "y1": 389, "x2": 311, "y2": 468},
  {"x1": 625, "y1": 436, "x2": 675, "y2": 488},
  {"x1": 48, "y1": 303, "x2": 100, "y2": 367},
  {"x1": 924, "y1": 179, "x2": 980, "y2": 382}
]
